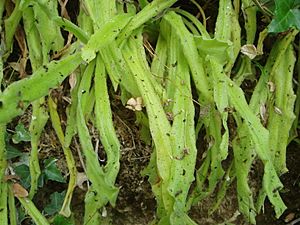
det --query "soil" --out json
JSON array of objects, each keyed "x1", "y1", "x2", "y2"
[{"x1": 256, "y1": 142, "x2": 300, "y2": 225}]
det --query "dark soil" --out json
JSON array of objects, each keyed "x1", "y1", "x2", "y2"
[{"x1": 256, "y1": 142, "x2": 300, "y2": 225}]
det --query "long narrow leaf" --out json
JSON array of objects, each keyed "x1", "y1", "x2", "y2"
[{"x1": 0, "y1": 53, "x2": 82, "y2": 123}]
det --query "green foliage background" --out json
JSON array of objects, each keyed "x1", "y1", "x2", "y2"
[{"x1": 0, "y1": 0, "x2": 299, "y2": 224}]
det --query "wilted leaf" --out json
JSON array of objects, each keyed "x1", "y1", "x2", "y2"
[
  {"x1": 44, "y1": 158, "x2": 66, "y2": 183},
  {"x1": 240, "y1": 44, "x2": 259, "y2": 59},
  {"x1": 15, "y1": 26, "x2": 28, "y2": 68},
  {"x1": 268, "y1": 0, "x2": 300, "y2": 32},
  {"x1": 9, "y1": 62, "x2": 23, "y2": 73},
  {"x1": 284, "y1": 212, "x2": 295, "y2": 223},
  {"x1": 68, "y1": 72, "x2": 77, "y2": 90},
  {"x1": 12, "y1": 124, "x2": 31, "y2": 144},
  {"x1": 12, "y1": 183, "x2": 28, "y2": 197},
  {"x1": 267, "y1": 81, "x2": 276, "y2": 92},
  {"x1": 76, "y1": 172, "x2": 88, "y2": 189},
  {"x1": 260, "y1": 103, "x2": 268, "y2": 125},
  {"x1": 44, "y1": 191, "x2": 66, "y2": 215},
  {"x1": 4, "y1": 175, "x2": 20, "y2": 182},
  {"x1": 126, "y1": 97, "x2": 143, "y2": 111}
]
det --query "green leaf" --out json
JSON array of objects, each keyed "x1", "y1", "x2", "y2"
[
  {"x1": 81, "y1": 14, "x2": 132, "y2": 63},
  {"x1": 17, "y1": 207, "x2": 27, "y2": 224},
  {"x1": 0, "y1": 53, "x2": 82, "y2": 124},
  {"x1": 43, "y1": 158, "x2": 65, "y2": 183},
  {"x1": 17, "y1": 153, "x2": 30, "y2": 166},
  {"x1": 52, "y1": 214, "x2": 74, "y2": 225},
  {"x1": 194, "y1": 36, "x2": 233, "y2": 65},
  {"x1": 6, "y1": 144, "x2": 23, "y2": 159},
  {"x1": 44, "y1": 191, "x2": 66, "y2": 216},
  {"x1": 38, "y1": 173, "x2": 45, "y2": 188},
  {"x1": 12, "y1": 124, "x2": 31, "y2": 144},
  {"x1": 268, "y1": 0, "x2": 300, "y2": 32},
  {"x1": 14, "y1": 164, "x2": 31, "y2": 189},
  {"x1": 5, "y1": 131, "x2": 11, "y2": 142},
  {"x1": 18, "y1": 197, "x2": 50, "y2": 225}
]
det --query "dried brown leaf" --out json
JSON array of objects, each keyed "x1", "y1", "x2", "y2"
[
  {"x1": 126, "y1": 97, "x2": 143, "y2": 111},
  {"x1": 240, "y1": 44, "x2": 258, "y2": 59},
  {"x1": 12, "y1": 183, "x2": 28, "y2": 198}
]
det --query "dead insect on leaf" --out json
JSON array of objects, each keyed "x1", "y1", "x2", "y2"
[
  {"x1": 17, "y1": 101, "x2": 25, "y2": 110},
  {"x1": 274, "y1": 106, "x2": 283, "y2": 115},
  {"x1": 174, "y1": 147, "x2": 190, "y2": 160},
  {"x1": 163, "y1": 98, "x2": 173, "y2": 107},
  {"x1": 166, "y1": 112, "x2": 174, "y2": 121},
  {"x1": 69, "y1": 72, "x2": 77, "y2": 90},
  {"x1": 224, "y1": 107, "x2": 236, "y2": 113},
  {"x1": 267, "y1": 81, "x2": 275, "y2": 92},
  {"x1": 260, "y1": 103, "x2": 268, "y2": 126}
]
